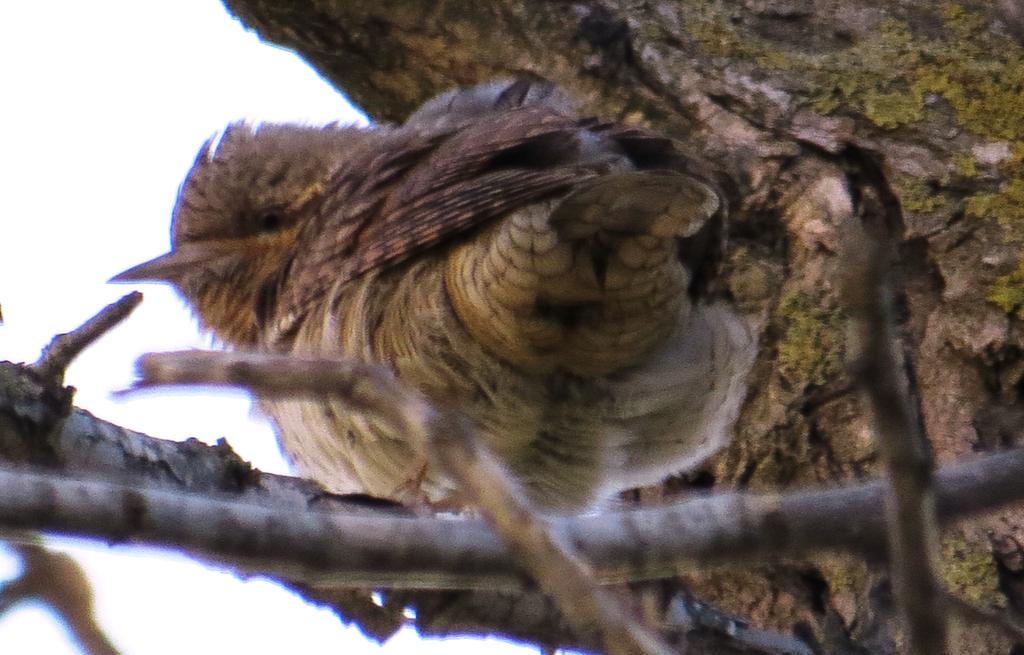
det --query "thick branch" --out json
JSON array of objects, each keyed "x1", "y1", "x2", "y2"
[
  {"x1": 0, "y1": 359, "x2": 392, "y2": 514},
  {"x1": 1, "y1": 448, "x2": 1023, "y2": 591}
]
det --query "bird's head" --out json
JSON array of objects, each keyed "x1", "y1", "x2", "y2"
[{"x1": 112, "y1": 122, "x2": 365, "y2": 346}]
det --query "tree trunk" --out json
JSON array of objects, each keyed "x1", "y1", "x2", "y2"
[{"x1": 214, "y1": 0, "x2": 1024, "y2": 652}]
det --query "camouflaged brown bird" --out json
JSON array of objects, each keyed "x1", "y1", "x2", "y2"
[{"x1": 114, "y1": 80, "x2": 756, "y2": 510}]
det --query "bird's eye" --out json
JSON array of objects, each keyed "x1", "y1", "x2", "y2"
[{"x1": 257, "y1": 212, "x2": 282, "y2": 233}]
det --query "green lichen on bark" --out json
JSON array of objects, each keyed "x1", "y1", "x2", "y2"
[
  {"x1": 966, "y1": 146, "x2": 1024, "y2": 313},
  {"x1": 893, "y1": 174, "x2": 946, "y2": 214},
  {"x1": 805, "y1": 4, "x2": 1024, "y2": 136},
  {"x1": 685, "y1": 6, "x2": 928, "y2": 129},
  {"x1": 941, "y1": 534, "x2": 1004, "y2": 607},
  {"x1": 808, "y1": 17, "x2": 925, "y2": 128},
  {"x1": 799, "y1": 3, "x2": 1024, "y2": 137},
  {"x1": 967, "y1": 174, "x2": 1024, "y2": 234},
  {"x1": 987, "y1": 258, "x2": 1024, "y2": 319},
  {"x1": 966, "y1": 140, "x2": 1024, "y2": 208},
  {"x1": 776, "y1": 290, "x2": 844, "y2": 388},
  {"x1": 952, "y1": 151, "x2": 977, "y2": 178},
  {"x1": 685, "y1": 2, "x2": 1024, "y2": 147},
  {"x1": 911, "y1": 5, "x2": 1024, "y2": 140},
  {"x1": 688, "y1": 1, "x2": 1024, "y2": 317},
  {"x1": 904, "y1": 4, "x2": 1024, "y2": 309}
]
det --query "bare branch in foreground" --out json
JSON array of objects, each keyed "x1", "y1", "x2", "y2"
[
  {"x1": 0, "y1": 359, "x2": 403, "y2": 516},
  {"x1": 32, "y1": 292, "x2": 142, "y2": 382},
  {"x1": 0, "y1": 541, "x2": 121, "y2": 655},
  {"x1": 2, "y1": 449, "x2": 1024, "y2": 591},
  {"x1": 6, "y1": 346, "x2": 1024, "y2": 587},
  {"x1": 428, "y1": 412, "x2": 677, "y2": 655},
  {"x1": 132, "y1": 349, "x2": 677, "y2": 655},
  {"x1": 128, "y1": 350, "x2": 426, "y2": 439},
  {"x1": 844, "y1": 220, "x2": 947, "y2": 652},
  {"x1": 5, "y1": 340, "x2": 1024, "y2": 651}
]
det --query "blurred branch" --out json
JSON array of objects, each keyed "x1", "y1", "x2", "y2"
[
  {"x1": 0, "y1": 541, "x2": 121, "y2": 655},
  {"x1": 427, "y1": 412, "x2": 676, "y2": 655},
  {"x1": 843, "y1": 165, "x2": 947, "y2": 653},
  {"x1": 128, "y1": 350, "x2": 424, "y2": 433}
]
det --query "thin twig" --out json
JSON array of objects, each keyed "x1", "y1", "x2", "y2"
[
  {"x1": 32, "y1": 292, "x2": 143, "y2": 382},
  {"x1": 427, "y1": 412, "x2": 678, "y2": 655},
  {"x1": 130, "y1": 349, "x2": 676, "y2": 655},
  {"x1": 127, "y1": 350, "x2": 430, "y2": 441},
  {"x1": 844, "y1": 227, "x2": 947, "y2": 654}
]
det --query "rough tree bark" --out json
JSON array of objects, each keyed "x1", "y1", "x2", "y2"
[
  {"x1": 4, "y1": 1, "x2": 1024, "y2": 653},
  {"x1": 209, "y1": 0, "x2": 1024, "y2": 653}
]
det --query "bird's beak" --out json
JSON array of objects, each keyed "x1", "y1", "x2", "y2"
[{"x1": 110, "y1": 242, "x2": 241, "y2": 283}]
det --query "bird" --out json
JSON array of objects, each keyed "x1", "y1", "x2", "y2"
[{"x1": 113, "y1": 79, "x2": 756, "y2": 510}]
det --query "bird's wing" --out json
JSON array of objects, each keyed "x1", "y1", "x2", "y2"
[
  {"x1": 281, "y1": 107, "x2": 602, "y2": 319},
  {"x1": 280, "y1": 107, "x2": 721, "y2": 324}
]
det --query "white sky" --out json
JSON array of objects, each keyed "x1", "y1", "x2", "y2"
[{"x1": 0, "y1": 2, "x2": 530, "y2": 653}]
